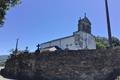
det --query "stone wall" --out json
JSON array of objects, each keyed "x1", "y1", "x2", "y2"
[{"x1": 1, "y1": 48, "x2": 120, "y2": 80}]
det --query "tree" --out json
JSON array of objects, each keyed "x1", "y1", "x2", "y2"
[
  {"x1": 95, "y1": 36, "x2": 108, "y2": 49},
  {"x1": 0, "y1": 0, "x2": 20, "y2": 26},
  {"x1": 95, "y1": 36, "x2": 120, "y2": 49},
  {"x1": 111, "y1": 36, "x2": 120, "y2": 47}
]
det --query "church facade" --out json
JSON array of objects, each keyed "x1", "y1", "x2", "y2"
[{"x1": 40, "y1": 15, "x2": 96, "y2": 51}]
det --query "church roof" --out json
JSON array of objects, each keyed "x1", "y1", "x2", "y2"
[{"x1": 40, "y1": 35, "x2": 73, "y2": 45}]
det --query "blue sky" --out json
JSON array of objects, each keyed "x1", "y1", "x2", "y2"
[{"x1": 0, "y1": 0, "x2": 120, "y2": 55}]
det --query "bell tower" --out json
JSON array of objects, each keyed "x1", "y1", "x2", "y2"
[{"x1": 78, "y1": 13, "x2": 91, "y2": 34}]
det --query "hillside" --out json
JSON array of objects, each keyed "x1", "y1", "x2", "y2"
[{"x1": 0, "y1": 55, "x2": 8, "y2": 66}]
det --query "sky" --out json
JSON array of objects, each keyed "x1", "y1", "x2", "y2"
[{"x1": 0, "y1": 0, "x2": 120, "y2": 55}]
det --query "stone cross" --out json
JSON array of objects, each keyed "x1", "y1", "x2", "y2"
[
  {"x1": 37, "y1": 44, "x2": 40, "y2": 50},
  {"x1": 35, "y1": 44, "x2": 40, "y2": 54}
]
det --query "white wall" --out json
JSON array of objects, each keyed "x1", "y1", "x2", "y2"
[
  {"x1": 40, "y1": 36, "x2": 75, "y2": 50},
  {"x1": 40, "y1": 31, "x2": 96, "y2": 50},
  {"x1": 75, "y1": 31, "x2": 96, "y2": 49},
  {"x1": 60, "y1": 36, "x2": 76, "y2": 50}
]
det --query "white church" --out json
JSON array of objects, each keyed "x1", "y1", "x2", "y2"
[{"x1": 40, "y1": 15, "x2": 96, "y2": 52}]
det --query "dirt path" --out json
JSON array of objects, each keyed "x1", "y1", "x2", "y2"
[{"x1": 0, "y1": 67, "x2": 14, "y2": 80}]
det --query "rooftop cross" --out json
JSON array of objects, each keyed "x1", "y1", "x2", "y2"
[
  {"x1": 84, "y1": 13, "x2": 86, "y2": 17},
  {"x1": 79, "y1": 17, "x2": 81, "y2": 20}
]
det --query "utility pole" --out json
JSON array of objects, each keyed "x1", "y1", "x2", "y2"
[
  {"x1": 15, "y1": 38, "x2": 19, "y2": 53},
  {"x1": 105, "y1": 0, "x2": 112, "y2": 48}
]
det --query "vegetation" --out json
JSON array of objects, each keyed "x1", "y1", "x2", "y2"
[
  {"x1": 95, "y1": 36, "x2": 120, "y2": 49},
  {"x1": 0, "y1": 0, "x2": 21, "y2": 26},
  {"x1": 111, "y1": 36, "x2": 120, "y2": 47},
  {"x1": 95, "y1": 36, "x2": 108, "y2": 49},
  {"x1": 0, "y1": 61, "x2": 5, "y2": 66},
  {"x1": 0, "y1": 55, "x2": 8, "y2": 66}
]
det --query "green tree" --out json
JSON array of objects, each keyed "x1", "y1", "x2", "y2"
[
  {"x1": 0, "y1": 0, "x2": 20, "y2": 26},
  {"x1": 95, "y1": 36, "x2": 120, "y2": 49},
  {"x1": 95, "y1": 36, "x2": 108, "y2": 49},
  {"x1": 111, "y1": 36, "x2": 120, "y2": 47}
]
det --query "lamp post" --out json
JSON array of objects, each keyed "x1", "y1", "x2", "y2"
[{"x1": 105, "y1": 0, "x2": 112, "y2": 48}]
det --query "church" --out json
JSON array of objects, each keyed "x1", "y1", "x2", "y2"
[{"x1": 40, "y1": 15, "x2": 96, "y2": 51}]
